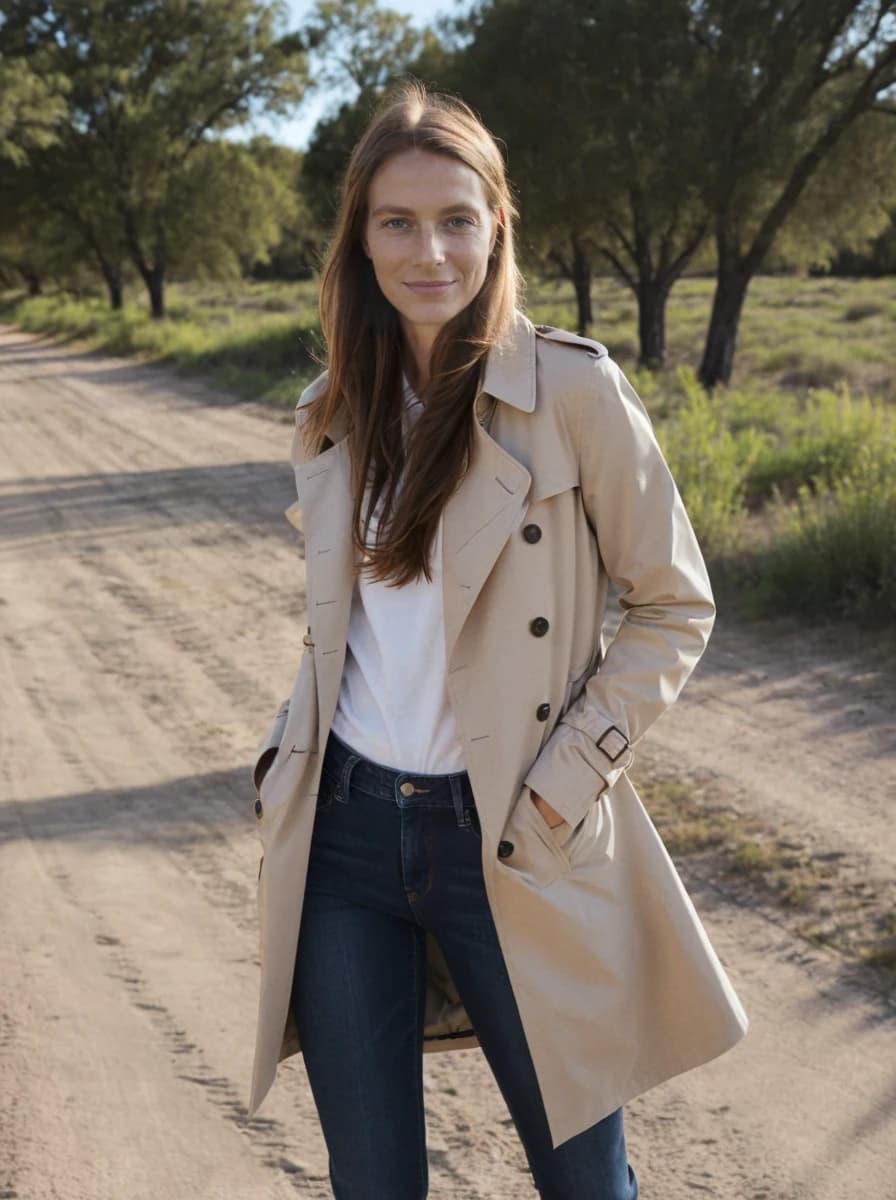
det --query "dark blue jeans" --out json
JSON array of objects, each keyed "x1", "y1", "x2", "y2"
[{"x1": 291, "y1": 728, "x2": 640, "y2": 1200}]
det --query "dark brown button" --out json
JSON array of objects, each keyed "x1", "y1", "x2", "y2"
[
  {"x1": 254, "y1": 797, "x2": 263, "y2": 819},
  {"x1": 530, "y1": 616, "x2": 549, "y2": 637},
  {"x1": 536, "y1": 702, "x2": 551, "y2": 721},
  {"x1": 498, "y1": 840, "x2": 514, "y2": 859},
  {"x1": 523, "y1": 523, "x2": 542, "y2": 543}
]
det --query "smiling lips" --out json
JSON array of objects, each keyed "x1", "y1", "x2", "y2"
[{"x1": 405, "y1": 281, "x2": 455, "y2": 292}]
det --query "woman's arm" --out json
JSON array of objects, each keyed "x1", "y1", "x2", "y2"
[{"x1": 523, "y1": 355, "x2": 715, "y2": 831}]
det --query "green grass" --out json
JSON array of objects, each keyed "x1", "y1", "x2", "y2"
[{"x1": 3, "y1": 280, "x2": 325, "y2": 406}]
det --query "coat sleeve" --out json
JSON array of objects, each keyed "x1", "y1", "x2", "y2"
[{"x1": 523, "y1": 354, "x2": 715, "y2": 830}]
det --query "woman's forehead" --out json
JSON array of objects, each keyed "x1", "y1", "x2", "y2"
[{"x1": 367, "y1": 149, "x2": 490, "y2": 210}]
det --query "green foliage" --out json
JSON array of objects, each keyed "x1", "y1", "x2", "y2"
[
  {"x1": 774, "y1": 110, "x2": 896, "y2": 274},
  {"x1": 657, "y1": 368, "x2": 763, "y2": 557},
  {"x1": 12, "y1": 286, "x2": 322, "y2": 404},
  {"x1": 746, "y1": 388, "x2": 891, "y2": 507},
  {"x1": 1, "y1": 0, "x2": 309, "y2": 316},
  {"x1": 755, "y1": 436, "x2": 896, "y2": 626},
  {"x1": 443, "y1": 0, "x2": 709, "y2": 358},
  {"x1": 0, "y1": 53, "x2": 68, "y2": 163},
  {"x1": 306, "y1": 0, "x2": 423, "y2": 94},
  {"x1": 165, "y1": 140, "x2": 301, "y2": 281}
]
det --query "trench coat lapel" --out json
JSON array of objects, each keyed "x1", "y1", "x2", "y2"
[{"x1": 288, "y1": 311, "x2": 538, "y2": 751}]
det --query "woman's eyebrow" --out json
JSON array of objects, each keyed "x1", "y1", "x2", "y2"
[{"x1": 370, "y1": 203, "x2": 480, "y2": 216}]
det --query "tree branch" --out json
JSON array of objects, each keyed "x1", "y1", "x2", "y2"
[{"x1": 597, "y1": 244, "x2": 637, "y2": 292}]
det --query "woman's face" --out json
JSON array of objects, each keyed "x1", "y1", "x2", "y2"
[{"x1": 362, "y1": 148, "x2": 501, "y2": 345}]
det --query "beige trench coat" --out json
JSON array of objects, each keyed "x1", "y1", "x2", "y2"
[{"x1": 247, "y1": 309, "x2": 749, "y2": 1149}]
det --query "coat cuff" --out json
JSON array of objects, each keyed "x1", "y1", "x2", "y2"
[
  {"x1": 523, "y1": 718, "x2": 634, "y2": 829},
  {"x1": 253, "y1": 699, "x2": 290, "y2": 792}
]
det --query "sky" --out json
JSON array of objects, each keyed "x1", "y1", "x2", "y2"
[{"x1": 244, "y1": 0, "x2": 468, "y2": 150}]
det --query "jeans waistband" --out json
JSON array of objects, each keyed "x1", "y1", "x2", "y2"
[{"x1": 322, "y1": 728, "x2": 475, "y2": 819}]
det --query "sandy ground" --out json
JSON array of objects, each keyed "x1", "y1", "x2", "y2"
[{"x1": 1, "y1": 326, "x2": 893, "y2": 1200}]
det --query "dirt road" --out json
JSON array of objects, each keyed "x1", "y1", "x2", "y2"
[{"x1": 1, "y1": 327, "x2": 893, "y2": 1199}]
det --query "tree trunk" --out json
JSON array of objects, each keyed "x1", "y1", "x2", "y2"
[
  {"x1": 122, "y1": 207, "x2": 166, "y2": 319},
  {"x1": 107, "y1": 273, "x2": 124, "y2": 310},
  {"x1": 698, "y1": 267, "x2": 751, "y2": 389},
  {"x1": 146, "y1": 266, "x2": 164, "y2": 319},
  {"x1": 636, "y1": 279, "x2": 670, "y2": 370},
  {"x1": 133, "y1": 259, "x2": 165, "y2": 317},
  {"x1": 21, "y1": 266, "x2": 42, "y2": 296},
  {"x1": 571, "y1": 236, "x2": 593, "y2": 334},
  {"x1": 98, "y1": 259, "x2": 123, "y2": 309}
]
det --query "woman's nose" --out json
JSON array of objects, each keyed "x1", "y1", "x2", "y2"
[{"x1": 415, "y1": 225, "x2": 446, "y2": 264}]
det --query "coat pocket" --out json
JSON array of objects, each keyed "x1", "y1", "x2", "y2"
[
  {"x1": 498, "y1": 784, "x2": 572, "y2": 889},
  {"x1": 499, "y1": 783, "x2": 610, "y2": 890},
  {"x1": 255, "y1": 649, "x2": 319, "y2": 828}
]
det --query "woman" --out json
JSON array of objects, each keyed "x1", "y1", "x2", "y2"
[{"x1": 248, "y1": 81, "x2": 749, "y2": 1198}]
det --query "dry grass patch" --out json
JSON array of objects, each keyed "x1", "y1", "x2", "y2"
[{"x1": 634, "y1": 766, "x2": 896, "y2": 993}]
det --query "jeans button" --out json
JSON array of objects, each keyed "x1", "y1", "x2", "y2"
[{"x1": 498, "y1": 840, "x2": 514, "y2": 859}]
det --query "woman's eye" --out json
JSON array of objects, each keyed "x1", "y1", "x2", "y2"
[{"x1": 380, "y1": 216, "x2": 475, "y2": 230}]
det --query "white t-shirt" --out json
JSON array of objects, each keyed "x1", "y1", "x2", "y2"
[{"x1": 329, "y1": 376, "x2": 467, "y2": 774}]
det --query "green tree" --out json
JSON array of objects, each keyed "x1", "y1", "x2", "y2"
[
  {"x1": 164, "y1": 139, "x2": 300, "y2": 280},
  {"x1": 299, "y1": 0, "x2": 436, "y2": 231},
  {"x1": 305, "y1": 0, "x2": 422, "y2": 94},
  {"x1": 0, "y1": 161, "x2": 96, "y2": 296},
  {"x1": 242, "y1": 139, "x2": 320, "y2": 279},
  {"x1": 0, "y1": 53, "x2": 67, "y2": 163},
  {"x1": 1, "y1": 0, "x2": 309, "y2": 317},
  {"x1": 691, "y1": 0, "x2": 896, "y2": 388},
  {"x1": 774, "y1": 106, "x2": 896, "y2": 272},
  {"x1": 444, "y1": 0, "x2": 710, "y2": 366}
]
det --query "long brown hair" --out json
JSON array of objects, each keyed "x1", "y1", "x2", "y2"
[{"x1": 303, "y1": 79, "x2": 523, "y2": 587}]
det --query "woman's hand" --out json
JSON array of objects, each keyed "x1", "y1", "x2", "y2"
[{"x1": 530, "y1": 789, "x2": 567, "y2": 830}]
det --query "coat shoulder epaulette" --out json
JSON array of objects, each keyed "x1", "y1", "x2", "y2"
[{"x1": 533, "y1": 324, "x2": 609, "y2": 359}]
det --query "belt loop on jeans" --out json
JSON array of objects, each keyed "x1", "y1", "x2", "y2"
[
  {"x1": 448, "y1": 774, "x2": 468, "y2": 828},
  {"x1": 335, "y1": 750, "x2": 362, "y2": 804}
]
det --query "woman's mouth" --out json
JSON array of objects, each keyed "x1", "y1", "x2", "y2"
[{"x1": 404, "y1": 281, "x2": 455, "y2": 293}]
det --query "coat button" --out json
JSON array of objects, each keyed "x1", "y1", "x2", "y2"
[
  {"x1": 498, "y1": 840, "x2": 514, "y2": 858},
  {"x1": 254, "y1": 797, "x2": 263, "y2": 819},
  {"x1": 529, "y1": 616, "x2": 550, "y2": 637},
  {"x1": 536, "y1": 702, "x2": 551, "y2": 721},
  {"x1": 523, "y1": 523, "x2": 542, "y2": 543}
]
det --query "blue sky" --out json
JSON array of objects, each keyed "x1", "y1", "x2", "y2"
[{"x1": 245, "y1": 0, "x2": 468, "y2": 150}]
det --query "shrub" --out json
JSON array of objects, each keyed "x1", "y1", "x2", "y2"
[
  {"x1": 746, "y1": 387, "x2": 890, "y2": 507},
  {"x1": 657, "y1": 368, "x2": 762, "y2": 558},
  {"x1": 755, "y1": 436, "x2": 896, "y2": 625}
]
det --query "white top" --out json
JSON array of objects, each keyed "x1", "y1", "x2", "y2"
[{"x1": 329, "y1": 376, "x2": 467, "y2": 774}]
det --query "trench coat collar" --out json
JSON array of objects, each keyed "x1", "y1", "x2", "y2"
[
  {"x1": 478, "y1": 307, "x2": 537, "y2": 414},
  {"x1": 306, "y1": 308, "x2": 536, "y2": 449}
]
